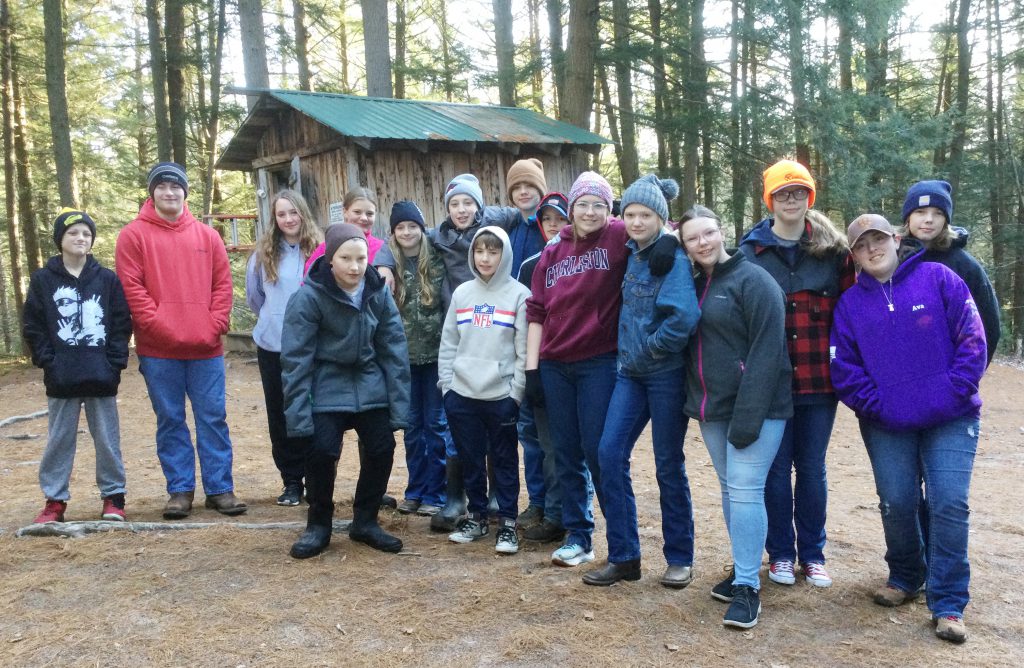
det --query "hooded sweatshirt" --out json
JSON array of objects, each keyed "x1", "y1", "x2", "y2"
[
  {"x1": 902, "y1": 226, "x2": 1000, "y2": 364},
  {"x1": 246, "y1": 240, "x2": 306, "y2": 352},
  {"x1": 280, "y1": 259, "x2": 411, "y2": 437},
  {"x1": 830, "y1": 250, "x2": 986, "y2": 431},
  {"x1": 525, "y1": 219, "x2": 631, "y2": 363},
  {"x1": 437, "y1": 226, "x2": 531, "y2": 403},
  {"x1": 23, "y1": 255, "x2": 132, "y2": 398},
  {"x1": 115, "y1": 200, "x2": 232, "y2": 359}
]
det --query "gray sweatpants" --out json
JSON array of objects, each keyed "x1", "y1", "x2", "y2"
[{"x1": 39, "y1": 396, "x2": 126, "y2": 501}]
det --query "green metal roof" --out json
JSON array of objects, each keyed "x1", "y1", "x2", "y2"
[{"x1": 218, "y1": 90, "x2": 609, "y2": 170}]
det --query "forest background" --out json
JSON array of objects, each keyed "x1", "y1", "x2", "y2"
[{"x1": 0, "y1": 0, "x2": 1021, "y2": 355}]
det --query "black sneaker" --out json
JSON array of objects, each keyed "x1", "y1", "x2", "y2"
[
  {"x1": 711, "y1": 568, "x2": 736, "y2": 603},
  {"x1": 523, "y1": 518, "x2": 565, "y2": 543},
  {"x1": 722, "y1": 585, "x2": 761, "y2": 629},
  {"x1": 277, "y1": 483, "x2": 303, "y2": 506},
  {"x1": 495, "y1": 519, "x2": 519, "y2": 554}
]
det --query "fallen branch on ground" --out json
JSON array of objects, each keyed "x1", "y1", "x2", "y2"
[
  {"x1": 0, "y1": 409, "x2": 48, "y2": 429},
  {"x1": 16, "y1": 519, "x2": 353, "y2": 538}
]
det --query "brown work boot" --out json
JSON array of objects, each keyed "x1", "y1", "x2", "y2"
[
  {"x1": 205, "y1": 492, "x2": 248, "y2": 516},
  {"x1": 872, "y1": 583, "x2": 920, "y2": 607},
  {"x1": 163, "y1": 491, "x2": 195, "y2": 519}
]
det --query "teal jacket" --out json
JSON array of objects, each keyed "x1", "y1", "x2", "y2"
[{"x1": 281, "y1": 258, "x2": 411, "y2": 437}]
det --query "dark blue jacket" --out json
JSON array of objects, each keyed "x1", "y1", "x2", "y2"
[
  {"x1": 23, "y1": 255, "x2": 132, "y2": 398},
  {"x1": 617, "y1": 233, "x2": 700, "y2": 377}
]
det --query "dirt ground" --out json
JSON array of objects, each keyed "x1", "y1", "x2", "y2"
[{"x1": 0, "y1": 353, "x2": 1022, "y2": 667}]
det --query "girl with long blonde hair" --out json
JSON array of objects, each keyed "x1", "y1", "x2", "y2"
[{"x1": 246, "y1": 189, "x2": 323, "y2": 506}]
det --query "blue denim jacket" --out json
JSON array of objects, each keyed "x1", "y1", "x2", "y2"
[{"x1": 617, "y1": 233, "x2": 700, "y2": 377}]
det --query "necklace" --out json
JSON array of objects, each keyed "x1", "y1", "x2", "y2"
[{"x1": 880, "y1": 279, "x2": 894, "y2": 312}]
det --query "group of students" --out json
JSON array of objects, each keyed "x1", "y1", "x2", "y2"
[{"x1": 23, "y1": 157, "x2": 997, "y2": 644}]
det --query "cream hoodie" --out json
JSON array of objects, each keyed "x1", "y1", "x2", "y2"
[{"x1": 437, "y1": 226, "x2": 530, "y2": 403}]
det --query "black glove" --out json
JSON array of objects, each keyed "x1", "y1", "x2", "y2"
[
  {"x1": 647, "y1": 233, "x2": 679, "y2": 277},
  {"x1": 525, "y1": 369, "x2": 545, "y2": 407}
]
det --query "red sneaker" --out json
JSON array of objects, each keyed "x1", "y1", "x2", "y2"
[
  {"x1": 101, "y1": 496, "x2": 126, "y2": 521},
  {"x1": 34, "y1": 499, "x2": 67, "y2": 524}
]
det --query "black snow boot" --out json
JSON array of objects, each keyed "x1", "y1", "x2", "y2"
[
  {"x1": 430, "y1": 456, "x2": 467, "y2": 532},
  {"x1": 349, "y1": 506, "x2": 403, "y2": 553},
  {"x1": 290, "y1": 453, "x2": 337, "y2": 559}
]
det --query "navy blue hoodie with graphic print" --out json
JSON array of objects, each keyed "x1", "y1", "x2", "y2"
[{"x1": 23, "y1": 255, "x2": 132, "y2": 398}]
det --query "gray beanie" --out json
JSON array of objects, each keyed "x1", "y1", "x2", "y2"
[
  {"x1": 620, "y1": 174, "x2": 679, "y2": 223},
  {"x1": 324, "y1": 223, "x2": 367, "y2": 261},
  {"x1": 444, "y1": 173, "x2": 484, "y2": 210},
  {"x1": 147, "y1": 162, "x2": 190, "y2": 199}
]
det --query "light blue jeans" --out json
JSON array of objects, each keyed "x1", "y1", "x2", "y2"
[
  {"x1": 139, "y1": 355, "x2": 234, "y2": 495},
  {"x1": 700, "y1": 419, "x2": 786, "y2": 589}
]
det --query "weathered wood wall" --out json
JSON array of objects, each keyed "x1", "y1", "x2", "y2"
[{"x1": 254, "y1": 111, "x2": 593, "y2": 237}]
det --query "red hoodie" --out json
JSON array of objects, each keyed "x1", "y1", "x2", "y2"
[{"x1": 115, "y1": 200, "x2": 232, "y2": 359}]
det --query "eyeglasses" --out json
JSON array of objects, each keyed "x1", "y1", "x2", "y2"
[
  {"x1": 681, "y1": 228, "x2": 721, "y2": 246},
  {"x1": 771, "y1": 188, "x2": 810, "y2": 203},
  {"x1": 573, "y1": 201, "x2": 609, "y2": 214}
]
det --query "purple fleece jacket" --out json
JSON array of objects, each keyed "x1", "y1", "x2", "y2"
[
  {"x1": 526, "y1": 219, "x2": 630, "y2": 363},
  {"x1": 830, "y1": 251, "x2": 986, "y2": 431}
]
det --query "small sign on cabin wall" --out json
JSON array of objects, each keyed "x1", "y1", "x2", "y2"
[{"x1": 329, "y1": 202, "x2": 345, "y2": 224}]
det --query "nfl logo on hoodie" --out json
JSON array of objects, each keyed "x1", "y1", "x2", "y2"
[
  {"x1": 473, "y1": 303, "x2": 495, "y2": 328},
  {"x1": 457, "y1": 303, "x2": 516, "y2": 330}
]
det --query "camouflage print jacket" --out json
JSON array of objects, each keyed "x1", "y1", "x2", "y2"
[{"x1": 399, "y1": 253, "x2": 447, "y2": 366}]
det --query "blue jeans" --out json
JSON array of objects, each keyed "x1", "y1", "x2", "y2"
[
  {"x1": 701, "y1": 419, "x2": 786, "y2": 590},
  {"x1": 598, "y1": 367, "x2": 694, "y2": 565},
  {"x1": 444, "y1": 391, "x2": 520, "y2": 521},
  {"x1": 860, "y1": 416, "x2": 978, "y2": 618},
  {"x1": 403, "y1": 363, "x2": 451, "y2": 506},
  {"x1": 532, "y1": 401, "x2": 562, "y2": 525},
  {"x1": 765, "y1": 400, "x2": 837, "y2": 564},
  {"x1": 518, "y1": 400, "x2": 546, "y2": 509},
  {"x1": 540, "y1": 353, "x2": 617, "y2": 552},
  {"x1": 139, "y1": 355, "x2": 234, "y2": 495}
]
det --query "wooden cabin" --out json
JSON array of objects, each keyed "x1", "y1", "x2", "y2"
[{"x1": 217, "y1": 90, "x2": 610, "y2": 237}]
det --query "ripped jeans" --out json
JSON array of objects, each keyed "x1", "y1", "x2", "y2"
[{"x1": 860, "y1": 416, "x2": 979, "y2": 619}]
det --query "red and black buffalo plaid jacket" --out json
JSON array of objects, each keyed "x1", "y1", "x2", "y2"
[{"x1": 739, "y1": 218, "x2": 855, "y2": 397}]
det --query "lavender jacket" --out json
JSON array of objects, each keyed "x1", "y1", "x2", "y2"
[{"x1": 829, "y1": 251, "x2": 986, "y2": 431}]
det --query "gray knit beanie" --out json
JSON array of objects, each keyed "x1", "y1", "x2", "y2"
[
  {"x1": 620, "y1": 174, "x2": 679, "y2": 223},
  {"x1": 147, "y1": 162, "x2": 190, "y2": 199}
]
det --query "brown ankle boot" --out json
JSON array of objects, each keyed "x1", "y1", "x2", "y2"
[
  {"x1": 163, "y1": 491, "x2": 194, "y2": 519},
  {"x1": 205, "y1": 492, "x2": 248, "y2": 516}
]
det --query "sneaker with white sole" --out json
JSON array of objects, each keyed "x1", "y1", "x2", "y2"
[
  {"x1": 802, "y1": 561, "x2": 832, "y2": 587},
  {"x1": 723, "y1": 585, "x2": 761, "y2": 628},
  {"x1": 551, "y1": 543, "x2": 595, "y2": 567},
  {"x1": 495, "y1": 519, "x2": 519, "y2": 554},
  {"x1": 448, "y1": 515, "x2": 488, "y2": 544},
  {"x1": 768, "y1": 560, "x2": 796, "y2": 585}
]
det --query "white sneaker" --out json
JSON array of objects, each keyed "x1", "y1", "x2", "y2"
[
  {"x1": 448, "y1": 516, "x2": 488, "y2": 544},
  {"x1": 802, "y1": 562, "x2": 833, "y2": 587},
  {"x1": 551, "y1": 543, "x2": 595, "y2": 567},
  {"x1": 495, "y1": 520, "x2": 519, "y2": 554},
  {"x1": 768, "y1": 560, "x2": 796, "y2": 585}
]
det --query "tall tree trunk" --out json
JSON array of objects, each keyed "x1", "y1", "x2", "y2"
[
  {"x1": 238, "y1": 0, "x2": 270, "y2": 110},
  {"x1": 546, "y1": 0, "x2": 565, "y2": 119},
  {"x1": 836, "y1": 2, "x2": 852, "y2": 92},
  {"x1": 691, "y1": 0, "x2": 710, "y2": 206},
  {"x1": 528, "y1": 0, "x2": 544, "y2": 111},
  {"x1": 294, "y1": 0, "x2": 311, "y2": 90},
  {"x1": 361, "y1": 0, "x2": 393, "y2": 97},
  {"x1": 648, "y1": 0, "x2": 667, "y2": 174},
  {"x1": 204, "y1": 0, "x2": 226, "y2": 216},
  {"x1": 784, "y1": 0, "x2": 810, "y2": 166},
  {"x1": 748, "y1": 7, "x2": 762, "y2": 227},
  {"x1": 611, "y1": 0, "x2": 638, "y2": 185},
  {"x1": 43, "y1": 0, "x2": 78, "y2": 206},
  {"x1": 146, "y1": 0, "x2": 172, "y2": 159},
  {"x1": 563, "y1": 0, "x2": 598, "y2": 129},
  {"x1": 339, "y1": 0, "x2": 350, "y2": 92},
  {"x1": 678, "y1": 0, "x2": 697, "y2": 204},
  {"x1": 946, "y1": 0, "x2": 971, "y2": 192},
  {"x1": 393, "y1": 0, "x2": 405, "y2": 98},
  {"x1": 134, "y1": 20, "x2": 149, "y2": 192},
  {"x1": 1, "y1": 0, "x2": 24, "y2": 321},
  {"x1": 597, "y1": 66, "x2": 623, "y2": 173},
  {"x1": 728, "y1": 0, "x2": 743, "y2": 235},
  {"x1": 165, "y1": 0, "x2": 187, "y2": 166},
  {"x1": 493, "y1": 0, "x2": 516, "y2": 106},
  {"x1": 932, "y1": 0, "x2": 957, "y2": 170},
  {"x1": 11, "y1": 45, "x2": 39, "y2": 272}
]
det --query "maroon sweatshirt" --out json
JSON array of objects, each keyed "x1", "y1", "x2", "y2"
[{"x1": 526, "y1": 219, "x2": 629, "y2": 363}]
